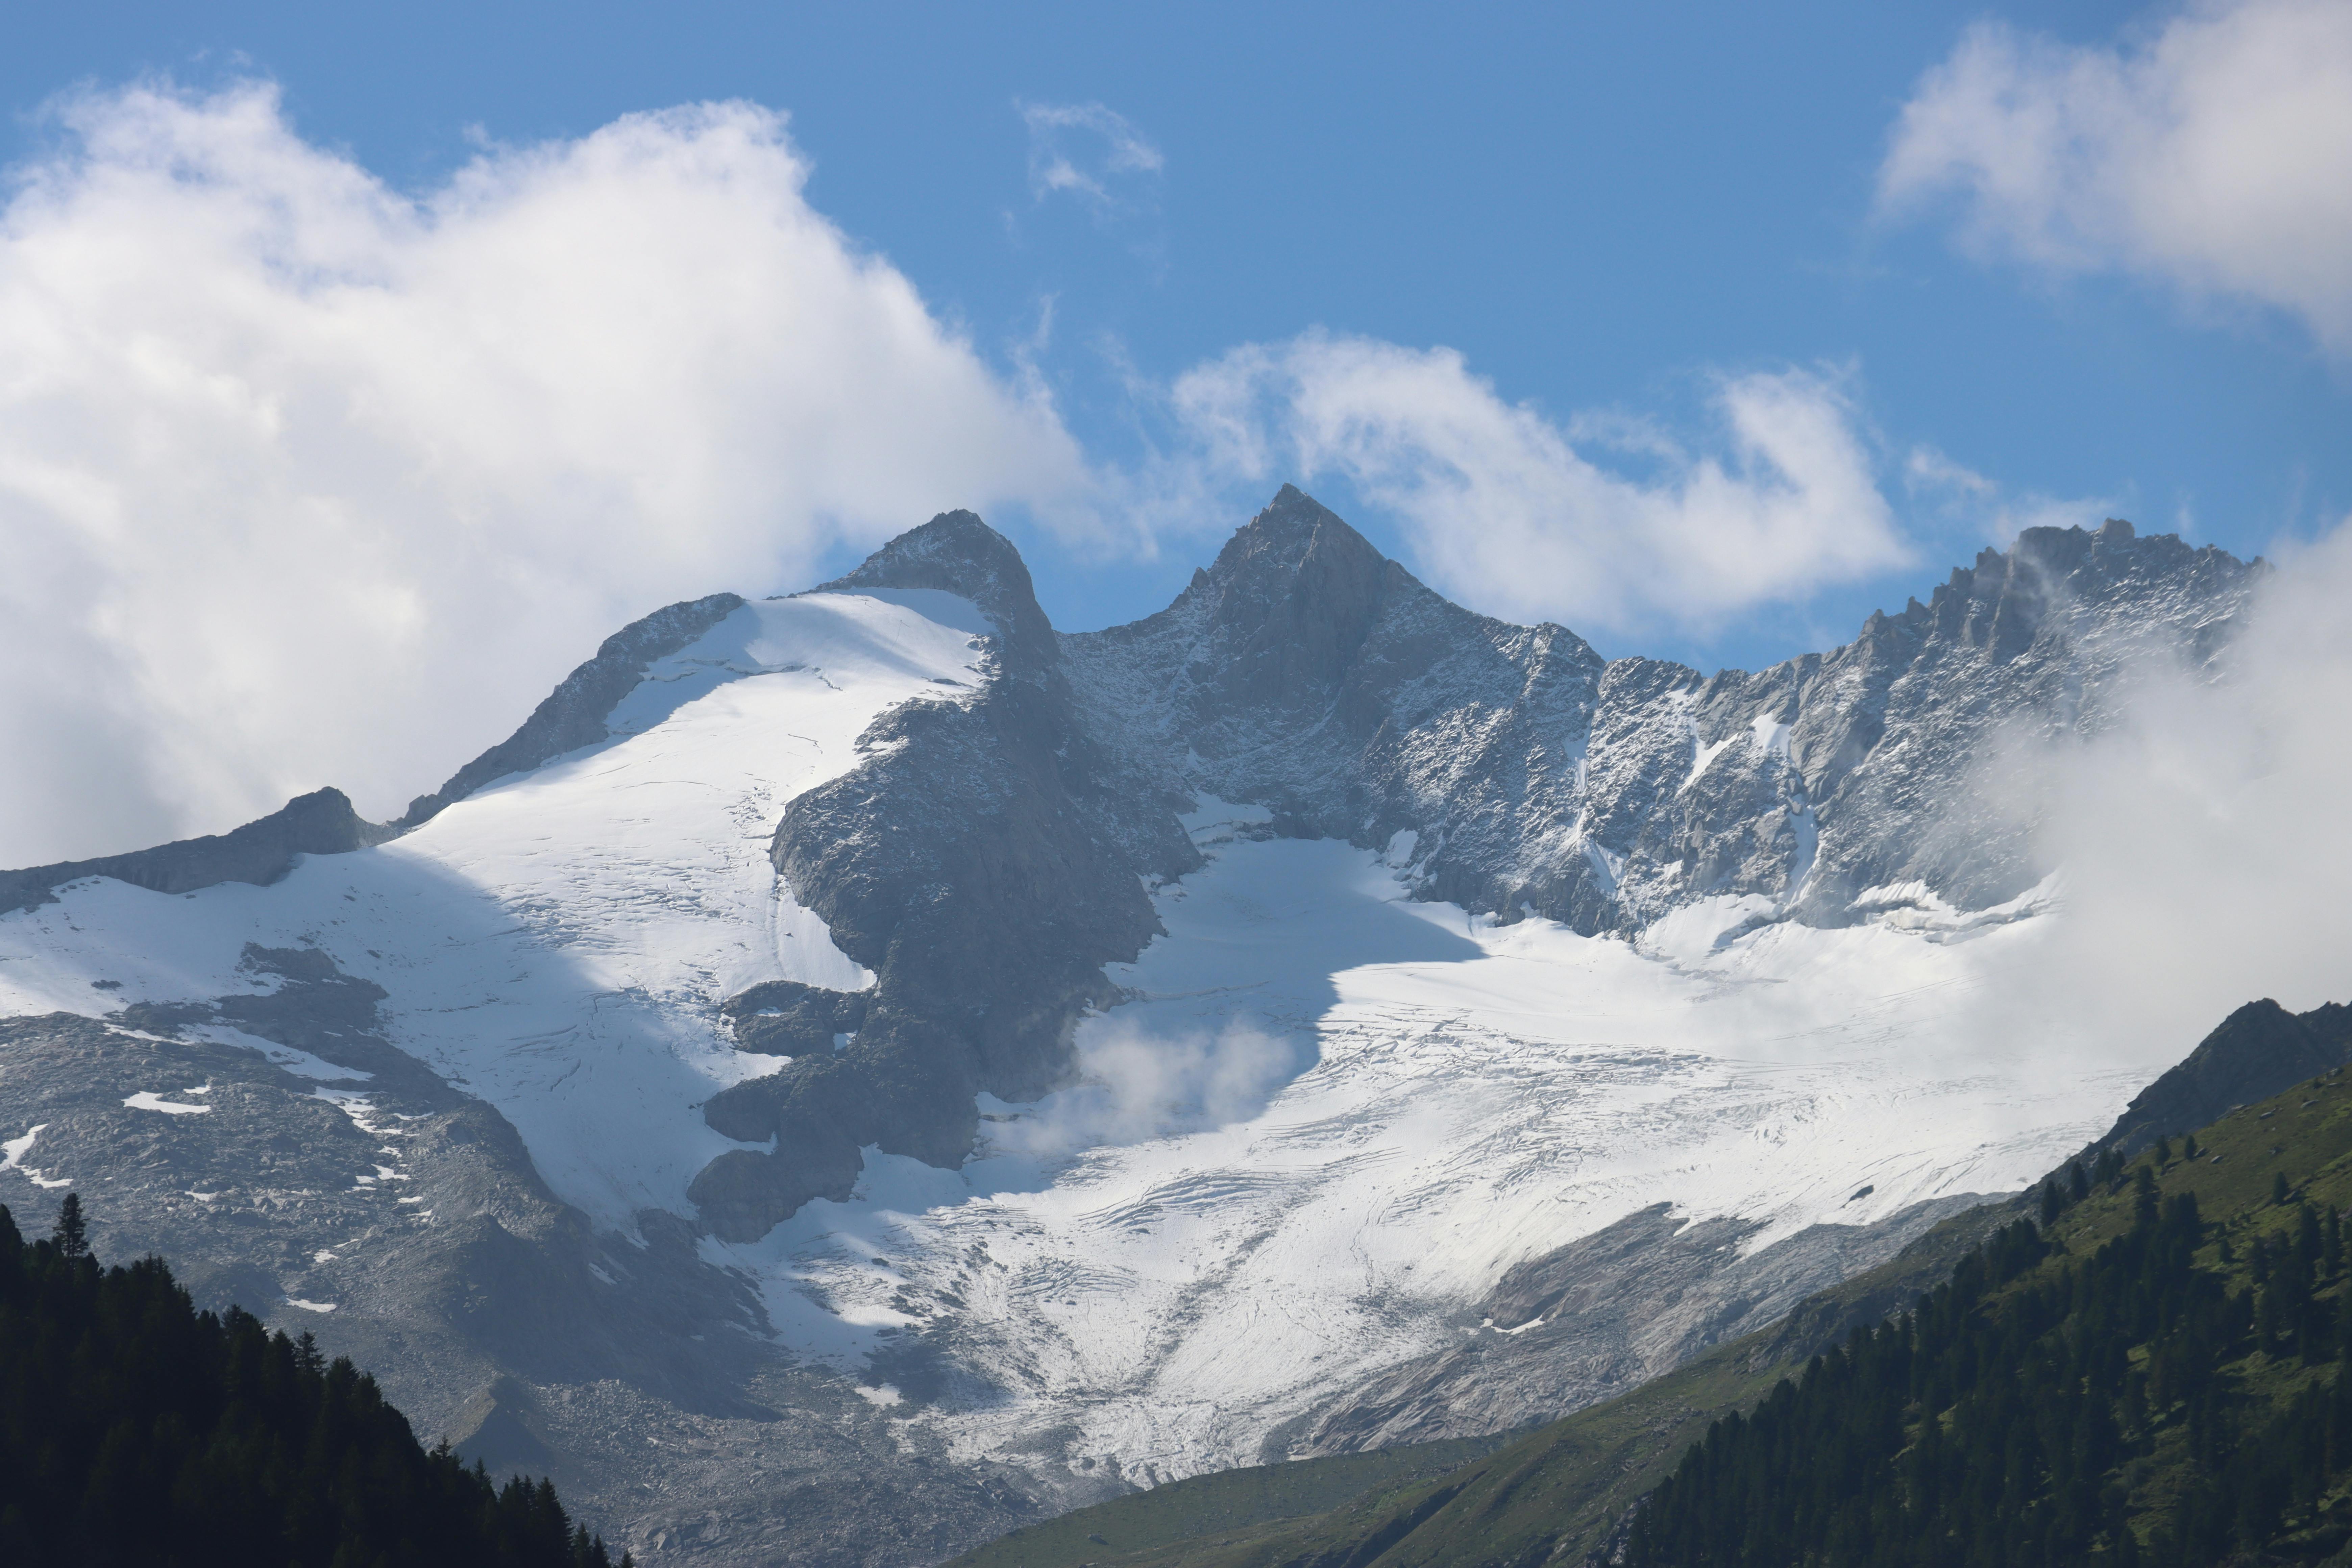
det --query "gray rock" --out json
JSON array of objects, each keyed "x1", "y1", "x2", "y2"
[
  {"x1": 0, "y1": 974, "x2": 1081, "y2": 1568},
  {"x1": 1281, "y1": 1194, "x2": 1988, "y2": 1457},
  {"x1": 686, "y1": 517, "x2": 1186, "y2": 1242},
  {"x1": 1061, "y1": 491, "x2": 2258, "y2": 940},
  {"x1": 0, "y1": 787, "x2": 391, "y2": 916},
  {"x1": 2090, "y1": 997, "x2": 2352, "y2": 1160}
]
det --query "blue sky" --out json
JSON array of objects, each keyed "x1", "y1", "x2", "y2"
[{"x1": 3, "y1": 1, "x2": 2348, "y2": 857}]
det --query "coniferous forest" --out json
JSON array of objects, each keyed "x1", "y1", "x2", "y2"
[
  {"x1": 0, "y1": 1196, "x2": 627, "y2": 1568},
  {"x1": 1626, "y1": 1110, "x2": 2352, "y2": 1567}
]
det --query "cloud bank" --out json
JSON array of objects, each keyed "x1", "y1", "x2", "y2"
[
  {"x1": 0, "y1": 82, "x2": 1088, "y2": 864},
  {"x1": 1163, "y1": 334, "x2": 1914, "y2": 635},
  {"x1": 1960, "y1": 514, "x2": 2352, "y2": 1061},
  {"x1": 1882, "y1": 0, "x2": 2352, "y2": 351}
]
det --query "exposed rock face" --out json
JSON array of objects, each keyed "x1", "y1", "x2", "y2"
[
  {"x1": 688, "y1": 514, "x2": 1191, "y2": 1242},
  {"x1": 1283, "y1": 1193, "x2": 1989, "y2": 1457},
  {"x1": 1061, "y1": 487, "x2": 1609, "y2": 922},
  {"x1": 0, "y1": 964, "x2": 1080, "y2": 1568},
  {"x1": 399, "y1": 590, "x2": 747, "y2": 827},
  {"x1": 1063, "y1": 491, "x2": 2259, "y2": 938},
  {"x1": 0, "y1": 787, "x2": 392, "y2": 916}
]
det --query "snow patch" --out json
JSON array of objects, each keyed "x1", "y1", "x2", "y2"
[
  {"x1": 817, "y1": 587, "x2": 996, "y2": 638},
  {"x1": 855, "y1": 1383, "x2": 905, "y2": 1407},
  {"x1": 185, "y1": 1023, "x2": 372, "y2": 1082},
  {"x1": 285, "y1": 1299, "x2": 338, "y2": 1314},
  {"x1": 123, "y1": 1090, "x2": 212, "y2": 1115},
  {"x1": 1682, "y1": 735, "x2": 1735, "y2": 792},
  {"x1": 1, "y1": 1125, "x2": 49, "y2": 1178},
  {"x1": 1640, "y1": 896, "x2": 1780, "y2": 964}
]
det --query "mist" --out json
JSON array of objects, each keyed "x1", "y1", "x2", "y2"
[
  {"x1": 980, "y1": 1018, "x2": 1306, "y2": 1161},
  {"x1": 1973, "y1": 518, "x2": 2352, "y2": 1058}
]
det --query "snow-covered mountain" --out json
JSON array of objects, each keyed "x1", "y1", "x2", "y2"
[{"x1": 0, "y1": 488, "x2": 2260, "y2": 1564}]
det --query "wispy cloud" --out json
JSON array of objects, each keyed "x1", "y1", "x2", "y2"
[
  {"x1": 1881, "y1": 0, "x2": 2352, "y2": 352},
  {"x1": 983, "y1": 1019, "x2": 1301, "y2": 1158},
  {"x1": 1018, "y1": 100, "x2": 1164, "y2": 210},
  {"x1": 1903, "y1": 446, "x2": 2116, "y2": 546}
]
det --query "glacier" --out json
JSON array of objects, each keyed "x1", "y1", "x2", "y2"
[{"x1": 0, "y1": 488, "x2": 2267, "y2": 1564}]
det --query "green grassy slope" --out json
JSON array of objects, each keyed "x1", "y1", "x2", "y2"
[
  {"x1": 952, "y1": 1063, "x2": 2352, "y2": 1568},
  {"x1": 953, "y1": 1437, "x2": 1503, "y2": 1568}
]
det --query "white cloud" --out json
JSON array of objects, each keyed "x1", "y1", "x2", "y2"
[
  {"x1": 1963, "y1": 511, "x2": 2352, "y2": 1057},
  {"x1": 1018, "y1": 100, "x2": 1164, "y2": 209},
  {"x1": 0, "y1": 81, "x2": 1091, "y2": 864},
  {"x1": 1882, "y1": 0, "x2": 2352, "y2": 351},
  {"x1": 1161, "y1": 333, "x2": 1913, "y2": 634}
]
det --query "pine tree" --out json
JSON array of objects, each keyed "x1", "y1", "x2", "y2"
[{"x1": 50, "y1": 1191, "x2": 87, "y2": 1260}]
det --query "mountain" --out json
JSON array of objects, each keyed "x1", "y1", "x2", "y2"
[{"x1": 0, "y1": 489, "x2": 2267, "y2": 1564}]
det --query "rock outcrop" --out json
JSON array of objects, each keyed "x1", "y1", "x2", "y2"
[
  {"x1": 0, "y1": 786, "x2": 393, "y2": 916},
  {"x1": 687, "y1": 514, "x2": 1189, "y2": 1241}
]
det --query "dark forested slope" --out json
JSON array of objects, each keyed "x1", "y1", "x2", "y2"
[
  {"x1": 1628, "y1": 1079, "x2": 2352, "y2": 1566},
  {"x1": 0, "y1": 1196, "x2": 625, "y2": 1568}
]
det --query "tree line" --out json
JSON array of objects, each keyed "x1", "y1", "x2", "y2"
[
  {"x1": 1625, "y1": 1142, "x2": 2352, "y2": 1566},
  {"x1": 0, "y1": 1194, "x2": 630, "y2": 1568}
]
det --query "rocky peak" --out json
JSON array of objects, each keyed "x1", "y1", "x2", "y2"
[
  {"x1": 813, "y1": 509, "x2": 1058, "y2": 674},
  {"x1": 1890, "y1": 519, "x2": 2246, "y2": 666},
  {"x1": 1165, "y1": 485, "x2": 1400, "y2": 713}
]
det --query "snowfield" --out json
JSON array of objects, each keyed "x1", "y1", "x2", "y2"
[
  {"x1": 705, "y1": 807, "x2": 2163, "y2": 1481},
  {"x1": 0, "y1": 586, "x2": 2182, "y2": 1488},
  {"x1": 0, "y1": 590, "x2": 987, "y2": 1222}
]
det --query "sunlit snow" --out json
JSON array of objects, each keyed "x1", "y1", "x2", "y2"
[
  {"x1": 0, "y1": 588, "x2": 2186, "y2": 1486},
  {"x1": 0, "y1": 591, "x2": 983, "y2": 1225}
]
